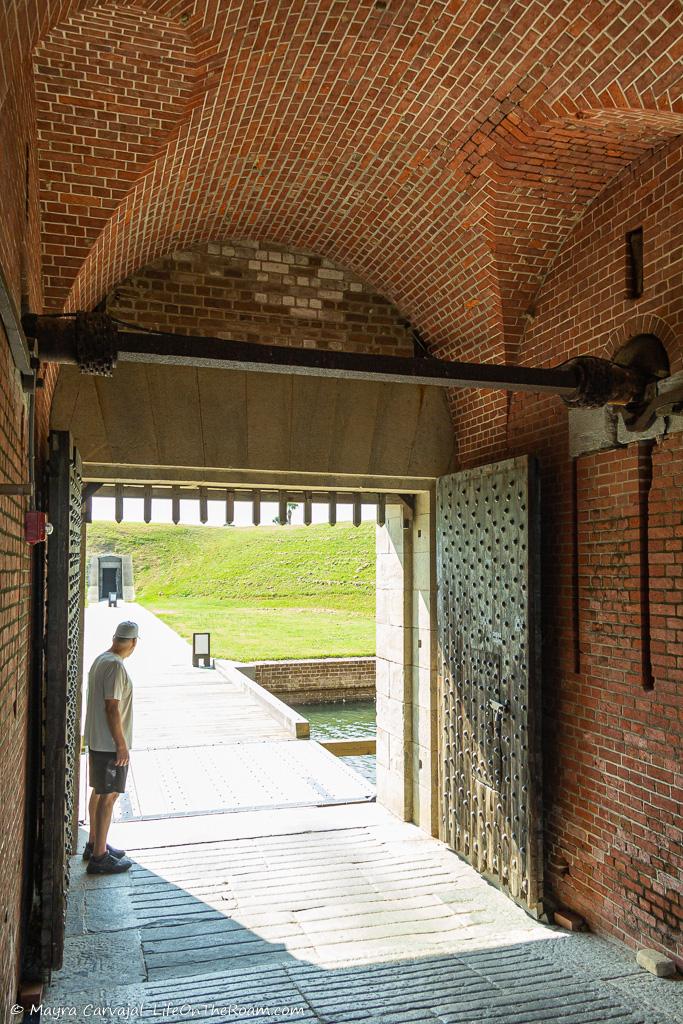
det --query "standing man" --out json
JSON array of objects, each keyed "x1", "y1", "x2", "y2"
[{"x1": 82, "y1": 620, "x2": 139, "y2": 874}]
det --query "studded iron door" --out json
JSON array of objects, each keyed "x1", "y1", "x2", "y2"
[
  {"x1": 437, "y1": 455, "x2": 543, "y2": 914},
  {"x1": 42, "y1": 431, "x2": 84, "y2": 969}
]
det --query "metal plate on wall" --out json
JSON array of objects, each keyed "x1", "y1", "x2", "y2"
[{"x1": 436, "y1": 456, "x2": 543, "y2": 914}]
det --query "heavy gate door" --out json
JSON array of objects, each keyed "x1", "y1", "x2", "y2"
[
  {"x1": 42, "y1": 431, "x2": 84, "y2": 969},
  {"x1": 437, "y1": 456, "x2": 543, "y2": 914}
]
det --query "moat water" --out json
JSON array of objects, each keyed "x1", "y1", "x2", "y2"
[{"x1": 292, "y1": 699, "x2": 376, "y2": 785}]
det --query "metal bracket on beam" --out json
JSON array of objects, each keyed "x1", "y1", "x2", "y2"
[
  {"x1": 0, "y1": 268, "x2": 32, "y2": 376},
  {"x1": 82, "y1": 482, "x2": 103, "y2": 501},
  {"x1": 144, "y1": 485, "x2": 152, "y2": 524},
  {"x1": 352, "y1": 492, "x2": 362, "y2": 528},
  {"x1": 0, "y1": 483, "x2": 32, "y2": 496},
  {"x1": 199, "y1": 487, "x2": 209, "y2": 524},
  {"x1": 225, "y1": 489, "x2": 235, "y2": 526},
  {"x1": 619, "y1": 378, "x2": 683, "y2": 433},
  {"x1": 376, "y1": 493, "x2": 386, "y2": 528},
  {"x1": 303, "y1": 491, "x2": 313, "y2": 526},
  {"x1": 114, "y1": 483, "x2": 124, "y2": 523}
]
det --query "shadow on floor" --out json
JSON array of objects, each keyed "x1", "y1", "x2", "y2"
[{"x1": 42, "y1": 828, "x2": 682, "y2": 1024}]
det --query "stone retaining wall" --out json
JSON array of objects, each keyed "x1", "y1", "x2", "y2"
[{"x1": 239, "y1": 657, "x2": 376, "y2": 705}]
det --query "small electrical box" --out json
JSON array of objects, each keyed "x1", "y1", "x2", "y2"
[{"x1": 25, "y1": 510, "x2": 47, "y2": 545}]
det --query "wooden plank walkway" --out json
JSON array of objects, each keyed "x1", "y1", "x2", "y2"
[
  {"x1": 81, "y1": 602, "x2": 375, "y2": 822},
  {"x1": 83, "y1": 602, "x2": 292, "y2": 748}
]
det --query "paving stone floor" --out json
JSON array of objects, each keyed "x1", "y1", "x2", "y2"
[
  {"x1": 45, "y1": 804, "x2": 682, "y2": 1024},
  {"x1": 54, "y1": 605, "x2": 683, "y2": 1023}
]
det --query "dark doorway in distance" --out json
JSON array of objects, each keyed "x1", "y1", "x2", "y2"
[{"x1": 99, "y1": 564, "x2": 120, "y2": 599}]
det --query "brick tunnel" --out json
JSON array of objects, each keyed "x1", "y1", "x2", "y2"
[{"x1": 0, "y1": 0, "x2": 682, "y2": 1017}]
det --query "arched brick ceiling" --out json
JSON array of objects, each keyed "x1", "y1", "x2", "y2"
[
  {"x1": 489, "y1": 109, "x2": 683, "y2": 362},
  {"x1": 13, "y1": 0, "x2": 683, "y2": 358},
  {"x1": 35, "y1": 2, "x2": 199, "y2": 308}
]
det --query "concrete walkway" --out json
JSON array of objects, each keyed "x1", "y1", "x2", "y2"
[{"x1": 44, "y1": 603, "x2": 682, "y2": 1023}]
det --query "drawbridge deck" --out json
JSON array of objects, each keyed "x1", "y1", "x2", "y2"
[{"x1": 81, "y1": 602, "x2": 374, "y2": 821}]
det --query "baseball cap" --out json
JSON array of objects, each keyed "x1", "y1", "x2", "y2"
[{"x1": 114, "y1": 620, "x2": 139, "y2": 639}]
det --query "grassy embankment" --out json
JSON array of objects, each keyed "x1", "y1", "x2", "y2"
[{"x1": 87, "y1": 522, "x2": 376, "y2": 661}]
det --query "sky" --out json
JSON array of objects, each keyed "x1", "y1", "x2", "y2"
[{"x1": 91, "y1": 496, "x2": 378, "y2": 527}]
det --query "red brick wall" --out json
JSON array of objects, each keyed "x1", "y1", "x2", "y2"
[
  {"x1": 0, "y1": 323, "x2": 31, "y2": 1010},
  {"x1": 107, "y1": 242, "x2": 414, "y2": 356},
  {"x1": 0, "y1": 42, "x2": 44, "y2": 1007},
  {"x1": 547, "y1": 445, "x2": 681, "y2": 955},
  {"x1": 0, "y1": 61, "x2": 43, "y2": 314},
  {"x1": 244, "y1": 657, "x2": 376, "y2": 705},
  {"x1": 460, "y1": 137, "x2": 683, "y2": 960},
  {"x1": 0, "y1": 62, "x2": 70, "y2": 999},
  {"x1": 20, "y1": 3, "x2": 673, "y2": 318}
]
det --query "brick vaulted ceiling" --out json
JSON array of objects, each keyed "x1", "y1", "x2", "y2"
[{"x1": 4, "y1": 0, "x2": 683, "y2": 362}]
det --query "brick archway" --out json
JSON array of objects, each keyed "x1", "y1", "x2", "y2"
[
  {"x1": 2, "y1": 4, "x2": 683, "y2": 991},
  {"x1": 16, "y1": 2, "x2": 680, "y2": 360}
]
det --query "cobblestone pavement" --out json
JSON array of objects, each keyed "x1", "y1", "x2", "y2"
[{"x1": 45, "y1": 804, "x2": 682, "y2": 1024}]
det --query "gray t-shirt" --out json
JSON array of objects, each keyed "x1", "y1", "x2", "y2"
[{"x1": 84, "y1": 651, "x2": 133, "y2": 752}]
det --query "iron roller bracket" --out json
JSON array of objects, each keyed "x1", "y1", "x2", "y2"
[
  {"x1": 23, "y1": 312, "x2": 117, "y2": 376},
  {"x1": 558, "y1": 355, "x2": 646, "y2": 409}
]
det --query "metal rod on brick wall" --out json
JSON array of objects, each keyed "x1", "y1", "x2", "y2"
[{"x1": 0, "y1": 483, "x2": 32, "y2": 495}]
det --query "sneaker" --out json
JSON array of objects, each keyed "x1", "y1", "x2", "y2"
[
  {"x1": 86, "y1": 851, "x2": 132, "y2": 875},
  {"x1": 82, "y1": 841, "x2": 126, "y2": 861}
]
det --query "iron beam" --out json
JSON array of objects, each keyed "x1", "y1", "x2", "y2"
[
  {"x1": 117, "y1": 331, "x2": 581, "y2": 395},
  {"x1": 25, "y1": 313, "x2": 649, "y2": 407}
]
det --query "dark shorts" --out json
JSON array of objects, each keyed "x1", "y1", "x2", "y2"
[{"x1": 88, "y1": 749, "x2": 128, "y2": 795}]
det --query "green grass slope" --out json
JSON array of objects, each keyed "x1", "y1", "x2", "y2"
[{"x1": 87, "y1": 522, "x2": 376, "y2": 661}]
